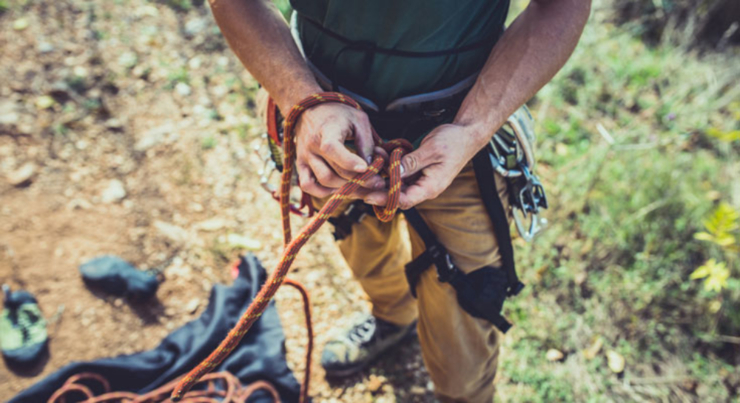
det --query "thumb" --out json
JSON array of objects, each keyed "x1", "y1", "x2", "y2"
[{"x1": 400, "y1": 145, "x2": 436, "y2": 178}]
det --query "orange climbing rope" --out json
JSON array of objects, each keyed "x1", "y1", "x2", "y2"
[
  {"x1": 47, "y1": 371, "x2": 281, "y2": 403},
  {"x1": 170, "y1": 92, "x2": 412, "y2": 402}
]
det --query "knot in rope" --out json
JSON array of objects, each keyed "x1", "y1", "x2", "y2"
[{"x1": 171, "y1": 92, "x2": 410, "y2": 402}]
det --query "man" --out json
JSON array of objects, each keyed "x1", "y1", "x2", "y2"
[{"x1": 210, "y1": 0, "x2": 590, "y2": 401}]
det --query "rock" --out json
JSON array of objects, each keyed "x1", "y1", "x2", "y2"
[
  {"x1": 13, "y1": 18, "x2": 29, "y2": 31},
  {"x1": 67, "y1": 198, "x2": 92, "y2": 210},
  {"x1": 196, "y1": 218, "x2": 225, "y2": 232},
  {"x1": 101, "y1": 179, "x2": 127, "y2": 203},
  {"x1": 226, "y1": 234, "x2": 262, "y2": 250},
  {"x1": 35, "y1": 95, "x2": 56, "y2": 110},
  {"x1": 0, "y1": 100, "x2": 19, "y2": 125},
  {"x1": 175, "y1": 82, "x2": 191, "y2": 96},
  {"x1": 546, "y1": 348, "x2": 565, "y2": 362},
  {"x1": 118, "y1": 52, "x2": 138, "y2": 69},
  {"x1": 367, "y1": 375, "x2": 383, "y2": 393},
  {"x1": 184, "y1": 18, "x2": 208, "y2": 36},
  {"x1": 105, "y1": 118, "x2": 123, "y2": 130},
  {"x1": 7, "y1": 162, "x2": 38, "y2": 187},
  {"x1": 185, "y1": 298, "x2": 200, "y2": 314},
  {"x1": 410, "y1": 386, "x2": 426, "y2": 395},
  {"x1": 37, "y1": 42, "x2": 55, "y2": 53},
  {"x1": 606, "y1": 350, "x2": 625, "y2": 374},
  {"x1": 134, "y1": 122, "x2": 174, "y2": 151},
  {"x1": 154, "y1": 221, "x2": 188, "y2": 244}
]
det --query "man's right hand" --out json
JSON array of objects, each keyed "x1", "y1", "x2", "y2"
[{"x1": 294, "y1": 102, "x2": 384, "y2": 198}]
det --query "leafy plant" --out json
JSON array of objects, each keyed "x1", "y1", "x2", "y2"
[{"x1": 692, "y1": 202, "x2": 739, "y2": 293}]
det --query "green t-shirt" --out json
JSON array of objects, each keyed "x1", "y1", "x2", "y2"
[{"x1": 291, "y1": 0, "x2": 510, "y2": 108}]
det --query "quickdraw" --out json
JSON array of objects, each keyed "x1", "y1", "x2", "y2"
[
  {"x1": 171, "y1": 92, "x2": 412, "y2": 402},
  {"x1": 487, "y1": 105, "x2": 549, "y2": 241}
]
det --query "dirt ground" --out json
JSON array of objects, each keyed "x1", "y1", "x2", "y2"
[{"x1": 0, "y1": 1, "x2": 434, "y2": 401}]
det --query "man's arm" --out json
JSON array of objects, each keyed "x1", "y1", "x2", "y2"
[
  {"x1": 365, "y1": 0, "x2": 591, "y2": 208},
  {"x1": 209, "y1": 0, "x2": 383, "y2": 197}
]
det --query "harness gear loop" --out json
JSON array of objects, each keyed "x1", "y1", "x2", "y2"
[{"x1": 171, "y1": 92, "x2": 411, "y2": 402}]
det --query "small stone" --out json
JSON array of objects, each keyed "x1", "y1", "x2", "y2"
[
  {"x1": 73, "y1": 66, "x2": 88, "y2": 78},
  {"x1": 13, "y1": 18, "x2": 29, "y2": 31},
  {"x1": 410, "y1": 386, "x2": 426, "y2": 395},
  {"x1": 606, "y1": 350, "x2": 625, "y2": 374},
  {"x1": 105, "y1": 118, "x2": 123, "y2": 130},
  {"x1": 226, "y1": 234, "x2": 262, "y2": 250},
  {"x1": 175, "y1": 82, "x2": 191, "y2": 96},
  {"x1": 197, "y1": 218, "x2": 225, "y2": 232},
  {"x1": 188, "y1": 57, "x2": 202, "y2": 70},
  {"x1": 0, "y1": 100, "x2": 19, "y2": 125},
  {"x1": 118, "y1": 52, "x2": 138, "y2": 69},
  {"x1": 7, "y1": 162, "x2": 38, "y2": 187},
  {"x1": 38, "y1": 42, "x2": 55, "y2": 53},
  {"x1": 546, "y1": 348, "x2": 565, "y2": 362},
  {"x1": 113, "y1": 298, "x2": 124, "y2": 308},
  {"x1": 154, "y1": 221, "x2": 188, "y2": 244},
  {"x1": 367, "y1": 375, "x2": 383, "y2": 393},
  {"x1": 134, "y1": 122, "x2": 174, "y2": 151},
  {"x1": 184, "y1": 18, "x2": 208, "y2": 36},
  {"x1": 67, "y1": 198, "x2": 92, "y2": 210},
  {"x1": 35, "y1": 95, "x2": 56, "y2": 110},
  {"x1": 101, "y1": 179, "x2": 127, "y2": 203},
  {"x1": 185, "y1": 298, "x2": 200, "y2": 314}
]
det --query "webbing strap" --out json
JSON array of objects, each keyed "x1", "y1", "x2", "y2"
[{"x1": 472, "y1": 150, "x2": 524, "y2": 297}]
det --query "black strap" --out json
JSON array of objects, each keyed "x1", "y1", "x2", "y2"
[
  {"x1": 472, "y1": 150, "x2": 524, "y2": 297},
  {"x1": 328, "y1": 201, "x2": 374, "y2": 241}
]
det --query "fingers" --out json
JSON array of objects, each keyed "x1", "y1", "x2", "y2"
[
  {"x1": 399, "y1": 176, "x2": 442, "y2": 210},
  {"x1": 320, "y1": 123, "x2": 368, "y2": 173},
  {"x1": 352, "y1": 113, "x2": 375, "y2": 164},
  {"x1": 297, "y1": 162, "x2": 334, "y2": 198},
  {"x1": 308, "y1": 157, "x2": 346, "y2": 189},
  {"x1": 400, "y1": 140, "x2": 443, "y2": 179}
]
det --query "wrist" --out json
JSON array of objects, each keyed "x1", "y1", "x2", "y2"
[{"x1": 274, "y1": 80, "x2": 323, "y2": 114}]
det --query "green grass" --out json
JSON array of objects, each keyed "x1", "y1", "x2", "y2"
[{"x1": 498, "y1": 1, "x2": 740, "y2": 401}]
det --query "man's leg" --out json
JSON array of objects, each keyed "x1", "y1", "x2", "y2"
[
  {"x1": 313, "y1": 198, "x2": 418, "y2": 375},
  {"x1": 411, "y1": 161, "x2": 511, "y2": 403}
]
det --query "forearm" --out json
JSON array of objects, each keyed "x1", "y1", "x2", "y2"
[
  {"x1": 209, "y1": 0, "x2": 320, "y2": 112},
  {"x1": 455, "y1": 0, "x2": 591, "y2": 149}
]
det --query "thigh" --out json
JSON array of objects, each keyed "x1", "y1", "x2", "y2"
[{"x1": 410, "y1": 161, "x2": 511, "y2": 402}]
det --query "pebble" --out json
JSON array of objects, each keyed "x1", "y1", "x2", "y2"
[
  {"x1": 154, "y1": 221, "x2": 188, "y2": 244},
  {"x1": 225, "y1": 233, "x2": 262, "y2": 250},
  {"x1": 410, "y1": 386, "x2": 426, "y2": 395},
  {"x1": 367, "y1": 375, "x2": 383, "y2": 393},
  {"x1": 118, "y1": 51, "x2": 138, "y2": 68},
  {"x1": 546, "y1": 348, "x2": 565, "y2": 362},
  {"x1": 175, "y1": 82, "x2": 192, "y2": 96},
  {"x1": 7, "y1": 162, "x2": 38, "y2": 187},
  {"x1": 135, "y1": 122, "x2": 174, "y2": 151},
  {"x1": 184, "y1": 18, "x2": 208, "y2": 36},
  {"x1": 0, "y1": 100, "x2": 19, "y2": 125},
  {"x1": 37, "y1": 42, "x2": 55, "y2": 53},
  {"x1": 185, "y1": 298, "x2": 200, "y2": 314},
  {"x1": 196, "y1": 218, "x2": 225, "y2": 232},
  {"x1": 13, "y1": 18, "x2": 29, "y2": 31},
  {"x1": 35, "y1": 95, "x2": 56, "y2": 110},
  {"x1": 100, "y1": 179, "x2": 127, "y2": 203}
]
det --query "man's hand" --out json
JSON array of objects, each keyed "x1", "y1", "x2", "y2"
[
  {"x1": 294, "y1": 103, "x2": 384, "y2": 198},
  {"x1": 364, "y1": 124, "x2": 482, "y2": 210}
]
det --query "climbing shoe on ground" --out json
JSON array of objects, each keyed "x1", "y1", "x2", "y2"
[
  {"x1": 79, "y1": 255, "x2": 159, "y2": 300},
  {"x1": 0, "y1": 285, "x2": 48, "y2": 366},
  {"x1": 321, "y1": 313, "x2": 416, "y2": 377}
]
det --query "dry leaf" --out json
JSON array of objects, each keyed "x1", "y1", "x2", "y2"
[{"x1": 583, "y1": 337, "x2": 603, "y2": 360}]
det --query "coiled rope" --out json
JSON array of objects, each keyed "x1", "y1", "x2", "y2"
[{"x1": 169, "y1": 92, "x2": 411, "y2": 401}]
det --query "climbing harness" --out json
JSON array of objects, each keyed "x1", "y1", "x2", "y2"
[{"x1": 171, "y1": 92, "x2": 413, "y2": 401}]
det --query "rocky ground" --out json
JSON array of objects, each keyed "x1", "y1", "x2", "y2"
[{"x1": 0, "y1": 1, "x2": 438, "y2": 401}]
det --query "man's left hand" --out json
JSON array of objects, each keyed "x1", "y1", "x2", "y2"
[{"x1": 364, "y1": 123, "x2": 483, "y2": 210}]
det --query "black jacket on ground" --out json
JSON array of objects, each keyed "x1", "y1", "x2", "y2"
[{"x1": 10, "y1": 254, "x2": 301, "y2": 403}]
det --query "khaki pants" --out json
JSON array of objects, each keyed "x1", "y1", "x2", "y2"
[{"x1": 316, "y1": 161, "x2": 511, "y2": 403}]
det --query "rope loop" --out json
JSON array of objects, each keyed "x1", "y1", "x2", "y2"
[{"x1": 171, "y1": 92, "x2": 410, "y2": 402}]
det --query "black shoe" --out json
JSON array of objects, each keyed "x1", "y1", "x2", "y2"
[
  {"x1": 321, "y1": 313, "x2": 416, "y2": 377},
  {"x1": 79, "y1": 255, "x2": 159, "y2": 300},
  {"x1": 0, "y1": 285, "x2": 48, "y2": 366}
]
